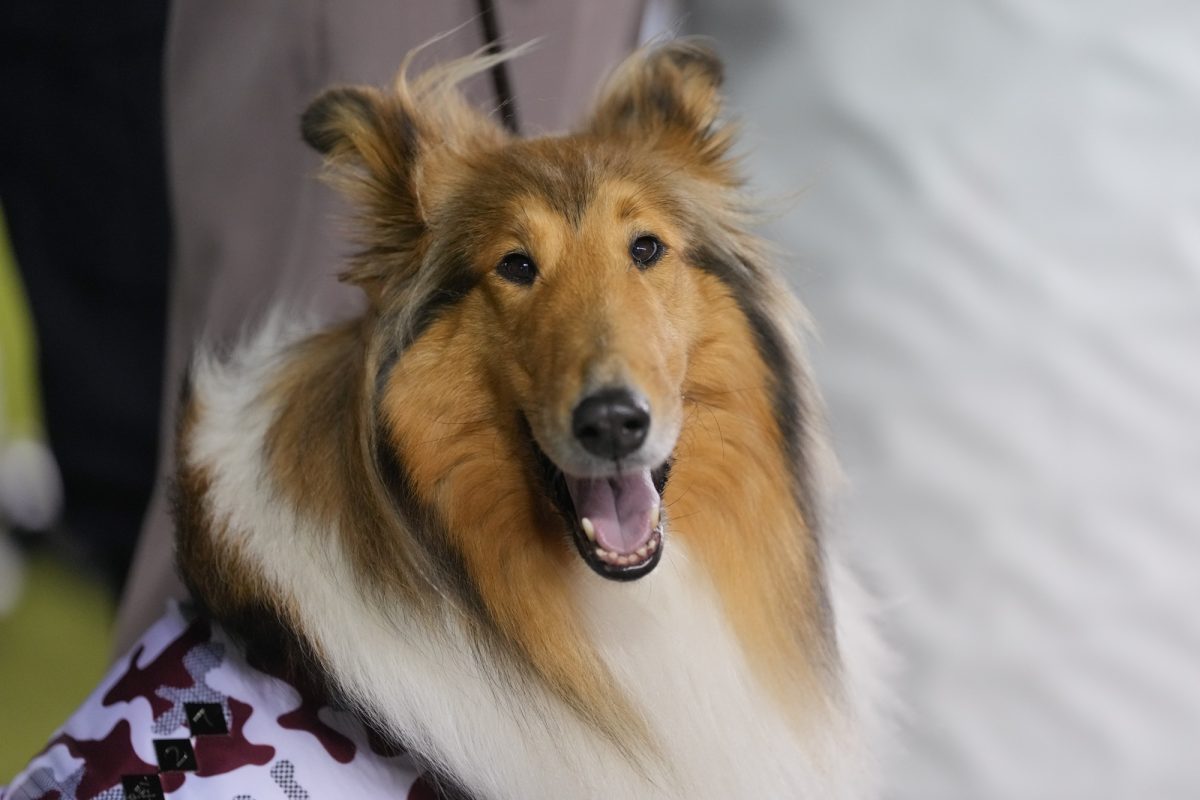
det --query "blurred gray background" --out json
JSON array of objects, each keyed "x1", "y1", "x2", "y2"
[{"x1": 686, "y1": 1, "x2": 1200, "y2": 798}]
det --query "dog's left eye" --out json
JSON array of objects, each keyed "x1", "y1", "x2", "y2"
[
  {"x1": 496, "y1": 252, "x2": 538, "y2": 285},
  {"x1": 630, "y1": 235, "x2": 665, "y2": 268}
]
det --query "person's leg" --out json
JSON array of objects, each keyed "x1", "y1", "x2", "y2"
[{"x1": 114, "y1": 0, "x2": 647, "y2": 652}]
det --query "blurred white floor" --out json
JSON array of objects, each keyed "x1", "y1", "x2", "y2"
[{"x1": 690, "y1": 2, "x2": 1200, "y2": 798}]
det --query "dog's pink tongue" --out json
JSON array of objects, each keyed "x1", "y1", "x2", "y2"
[{"x1": 566, "y1": 470, "x2": 658, "y2": 555}]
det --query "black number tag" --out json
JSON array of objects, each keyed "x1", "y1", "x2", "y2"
[
  {"x1": 153, "y1": 738, "x2": 198, "y2": 772},
  {"x1": 184, "y1": 701, "x2": 229, "y2": 736},
  {"x1": 121, "y1": 774, "x2": 166, "y2": 800}
]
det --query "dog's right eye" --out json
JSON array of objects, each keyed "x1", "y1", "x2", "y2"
[{"x1": 496, "y1": 253, "x2": 538, "y2": 286}]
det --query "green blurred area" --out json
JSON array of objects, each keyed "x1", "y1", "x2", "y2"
[
  {"x1": 0, "y1": 209, "x2": 42, "y2": 440},
  {"x1": 1, "y1": 209, "x2": 116, "y2": 778},
  {"x1": 0, "y1": 555, "x2": 114, "y2": 778}
]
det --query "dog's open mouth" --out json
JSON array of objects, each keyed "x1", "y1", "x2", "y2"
[
  {"x1": 525, "y1": 418, "x2": 670, "y2": 581},
  {"x1": 565, "y1": 472, "x2": 664, "y2": 572}
]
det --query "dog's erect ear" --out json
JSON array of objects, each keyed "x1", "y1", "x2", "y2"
[{"x1": 585, "y1": 38, "x2": 731, "y2": 167}]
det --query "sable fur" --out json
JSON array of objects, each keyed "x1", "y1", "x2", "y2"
[{"x1": 174, "y1": 38, "x2": 879, "y2": 799}]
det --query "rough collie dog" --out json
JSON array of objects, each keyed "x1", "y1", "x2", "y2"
[{"x1": 4, "y1": 39, "x2": 881, "y2": 800}]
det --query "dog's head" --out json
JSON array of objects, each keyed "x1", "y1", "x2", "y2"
[{"x1": 303, "y1": 40, "x2": 753, "y2": 581}]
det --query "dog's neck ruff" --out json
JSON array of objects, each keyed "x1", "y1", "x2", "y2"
[{"x1": 176, "y1": 322, "x2": 877, "y2": 799}]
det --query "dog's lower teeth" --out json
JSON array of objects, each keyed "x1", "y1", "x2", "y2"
[
  {"x1": 581, "y1": 517, "x2": 596, "y2": 541},
  {"x1": 590, "y1": 536, "x2": 660, "y2": 568}
]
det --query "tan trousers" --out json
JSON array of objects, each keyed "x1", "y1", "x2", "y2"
[{"x1": 115, "y1": 0, "x2": 646, "y2": 652}]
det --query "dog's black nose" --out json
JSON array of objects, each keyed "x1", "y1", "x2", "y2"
[{"x1": 572, "y1": 388, "x2": 651, "y2": 459}]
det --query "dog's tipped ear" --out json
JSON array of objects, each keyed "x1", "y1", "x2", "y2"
[
  {"x1": 298, "y1": 48, "x2": 516, "y2": 304},
  {"x1": 301, "y1": 87, "x2": 373, "y2": 155},
  {"x1": 299, "y1": 85, "x2": 426, "y2": 302},
  {"x1": 301, "y1": 86, "x2": 419, "y2": 176},
  {"x1": 585, "y1": 38, "x2": 729, "y2": 160}
]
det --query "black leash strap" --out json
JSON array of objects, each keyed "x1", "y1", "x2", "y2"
[{"x1": 475, "y1": 0, "x2": 520, "y2": 134}]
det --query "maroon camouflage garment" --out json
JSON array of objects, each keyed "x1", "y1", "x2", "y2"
[{"x1": 2, "y1": 603, "x2": 437, "y2": 799}]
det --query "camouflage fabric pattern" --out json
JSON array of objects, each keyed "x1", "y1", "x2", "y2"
[{"x1": 1, "y1": 603, "x2": 436, "y2": 799}]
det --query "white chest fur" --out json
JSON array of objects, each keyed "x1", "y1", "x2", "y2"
[{"x1": 572, "y1": 544, "x2": 871, "y2": 799}]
